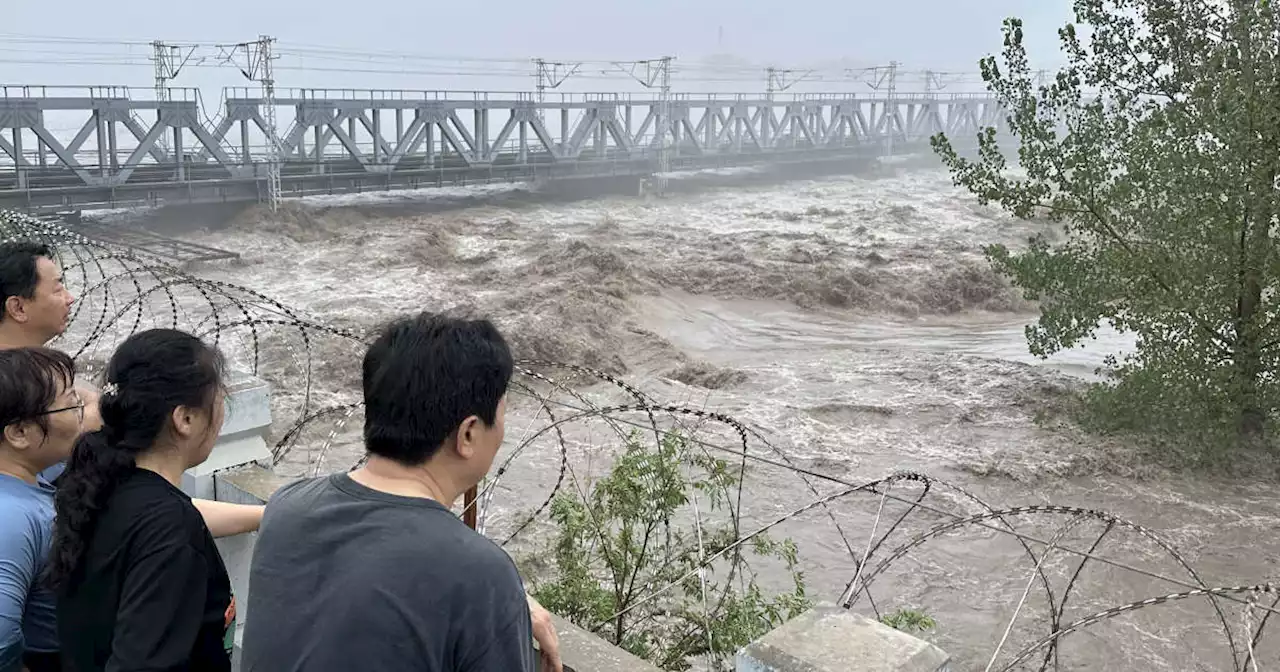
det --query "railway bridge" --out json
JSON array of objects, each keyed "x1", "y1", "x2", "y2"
[{"x1": 0, "y1": 85, "x2": 1003, "y2": 212}]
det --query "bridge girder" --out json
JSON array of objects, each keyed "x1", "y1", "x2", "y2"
[{"x1": 0, "y1": 86, "x2": 1005, "y2": 209}]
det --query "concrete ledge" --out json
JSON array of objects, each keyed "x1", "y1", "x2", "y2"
[
  {"x1": 542, "y1": 613, "x2": 662, "y2": 672},
  {"x1": 216, "y1": 464, "x2": 293, "y2": 505},
  {"x1": 736, "y1": 603, "x2": 951, "y2": 672}
]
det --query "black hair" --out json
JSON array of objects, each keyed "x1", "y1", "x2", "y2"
[
  {"x1": 362, "y1": 311, "x2": 513, "y2": 466},
  {"x1": 46, "y1": 328, "x2": 225, "y2": 592},
  {"x1": 0, "y1": 241, "x2": 54, "y2": 322},
  {"x1": 0, "y1": 347, "x2": 76, "y2": 437}
]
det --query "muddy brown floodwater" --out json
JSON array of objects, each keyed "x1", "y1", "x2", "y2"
[{"x1": 108, "y1": 166, "x2": 1279, "y2": 669}]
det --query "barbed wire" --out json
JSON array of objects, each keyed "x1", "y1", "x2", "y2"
[{"x1": 2, "y1": 207, "x2": 1274, "y2": 670}]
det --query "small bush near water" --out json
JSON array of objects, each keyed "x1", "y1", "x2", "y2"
[{"x1": 526, "y1": 431, "x2": 811, "y2": 670}]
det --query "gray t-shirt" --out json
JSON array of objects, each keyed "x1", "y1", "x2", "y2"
[{"x1": 240, "y1": 474, "x2": 535, "y2": 672}]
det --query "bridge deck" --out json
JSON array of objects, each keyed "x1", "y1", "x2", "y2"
[{"x1": 0, "y1": 86, "x2": 1003, "y2": 211}]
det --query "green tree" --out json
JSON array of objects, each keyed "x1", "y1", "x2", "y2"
[
  {"x1": 932, "y1": 2, "x2": 1280, "y2": 451},
  {"x1": 527, "y1": 431, "x2": 810, "y2": 670}
]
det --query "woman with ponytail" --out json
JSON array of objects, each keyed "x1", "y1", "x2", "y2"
[{"x1": 48, "y1": 329, "x2": 254, "y2": 672}]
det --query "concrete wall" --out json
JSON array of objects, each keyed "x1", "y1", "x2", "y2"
[{"x1": 207, "y1": 468, "x2": 283, "y2": 671}]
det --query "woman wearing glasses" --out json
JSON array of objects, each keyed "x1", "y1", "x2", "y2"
[{"x1": 0, "y1": 347, "x2": 83, "y2": 672}]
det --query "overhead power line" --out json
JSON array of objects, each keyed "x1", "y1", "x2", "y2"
[
  {"x1": 0, "y1": 56, "x2": 988, "y2": 86},
  {"x1": 0, "y1": 33, "x2": 152, "y2": 47},
  {"x1": 0, "y1": 36, "x2": 996, "y2": 91}
]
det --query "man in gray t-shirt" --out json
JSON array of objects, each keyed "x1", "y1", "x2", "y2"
[{"x1": 241, "y1": 312, "x2": 539, "y2": 672}]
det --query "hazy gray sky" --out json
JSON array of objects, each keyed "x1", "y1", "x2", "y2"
[{"x1": 6, "y1": 1, "x2": 1075, "y2": 94}]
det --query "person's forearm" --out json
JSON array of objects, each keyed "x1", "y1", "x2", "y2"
[{"x1": 191, "y1": 499, "x2": 265, "y2": 537}]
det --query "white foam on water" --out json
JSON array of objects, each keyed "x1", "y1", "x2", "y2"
[
  {"x1": 299, "y1": 181, "x2": 533, "y2": 208},
  {"x1": 657, "y1": 165, "x2": 766, "y2": 179}
]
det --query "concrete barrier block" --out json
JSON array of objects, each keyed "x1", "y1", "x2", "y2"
[
  {"x1": 182, "y1": 372, "x2": 273, "y2": 500},
  {"x1": 218, "y1": 371, "x2": 273, "y2": 438},
  {"x1": 211, "y1": 469, "x2": 294, "y2": 629},
  {"x1": 542, "y1": 612, "x2": 662, "y2": 672},
  {"x1": 735, "y1": 603, "x2": 951, "y2": 672},
  {"x1": 214, "y1": 531, "x2": 254, "y2": 663},
  {"x1": 183, "y1": 371, "x2": 276, "y2": 672},
  {"x1": 216, "y1": 464, "x2": 293, "y2": 505}
]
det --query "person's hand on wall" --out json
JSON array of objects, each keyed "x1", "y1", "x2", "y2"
[{"x1": 527, "y1": 594, "x2": 562, "y2": 672}]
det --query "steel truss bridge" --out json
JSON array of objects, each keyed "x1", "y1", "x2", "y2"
[{"x1": 0, "y1": 85, "x2": 1003, "y2": 211}]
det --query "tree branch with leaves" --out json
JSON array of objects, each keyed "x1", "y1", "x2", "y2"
[{"x1": 933, "y1": 0, "x2": 1280, "y2": 452}]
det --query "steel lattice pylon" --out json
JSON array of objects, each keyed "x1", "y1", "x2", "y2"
[
  {"x1": 256, "y1": 36, "x2": 282, "y2": 212},
  {"x1": 654, "y1": 57, "x2": 672, "y2": 193},
  {"x1": 611, "y1": 57, "x2": 674, "y2": 195}
]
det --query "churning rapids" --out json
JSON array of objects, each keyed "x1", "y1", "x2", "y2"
[{"x1": 139, "y1": 167, "x2": 1276, "y2": 669}]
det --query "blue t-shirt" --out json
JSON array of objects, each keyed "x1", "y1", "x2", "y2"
[
  {"x1": 37, "y1": 463, "x2": 63, "y2": 483},
  {"x1": 0, "y1": 473, "x2": 58, "y2": 671}
]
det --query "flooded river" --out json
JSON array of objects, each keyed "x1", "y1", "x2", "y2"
[{"x1": 91, "y1": 166, "x2": 1279, "y2": 669}]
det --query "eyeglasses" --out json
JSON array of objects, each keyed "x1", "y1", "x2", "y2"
[{"x1": 36, "y1": 390, "x2": 85, "y2": 424}]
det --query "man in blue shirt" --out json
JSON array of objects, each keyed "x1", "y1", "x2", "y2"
[
  {"x1": 0, "y1": 242, "x2": 76, "y2": 353},
  {"x1": 0, "y1": 241, "x2": 99, "y2": 482},
  {"x1": 0, "y1": 241, "x2": 100, "y2": 485}
]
